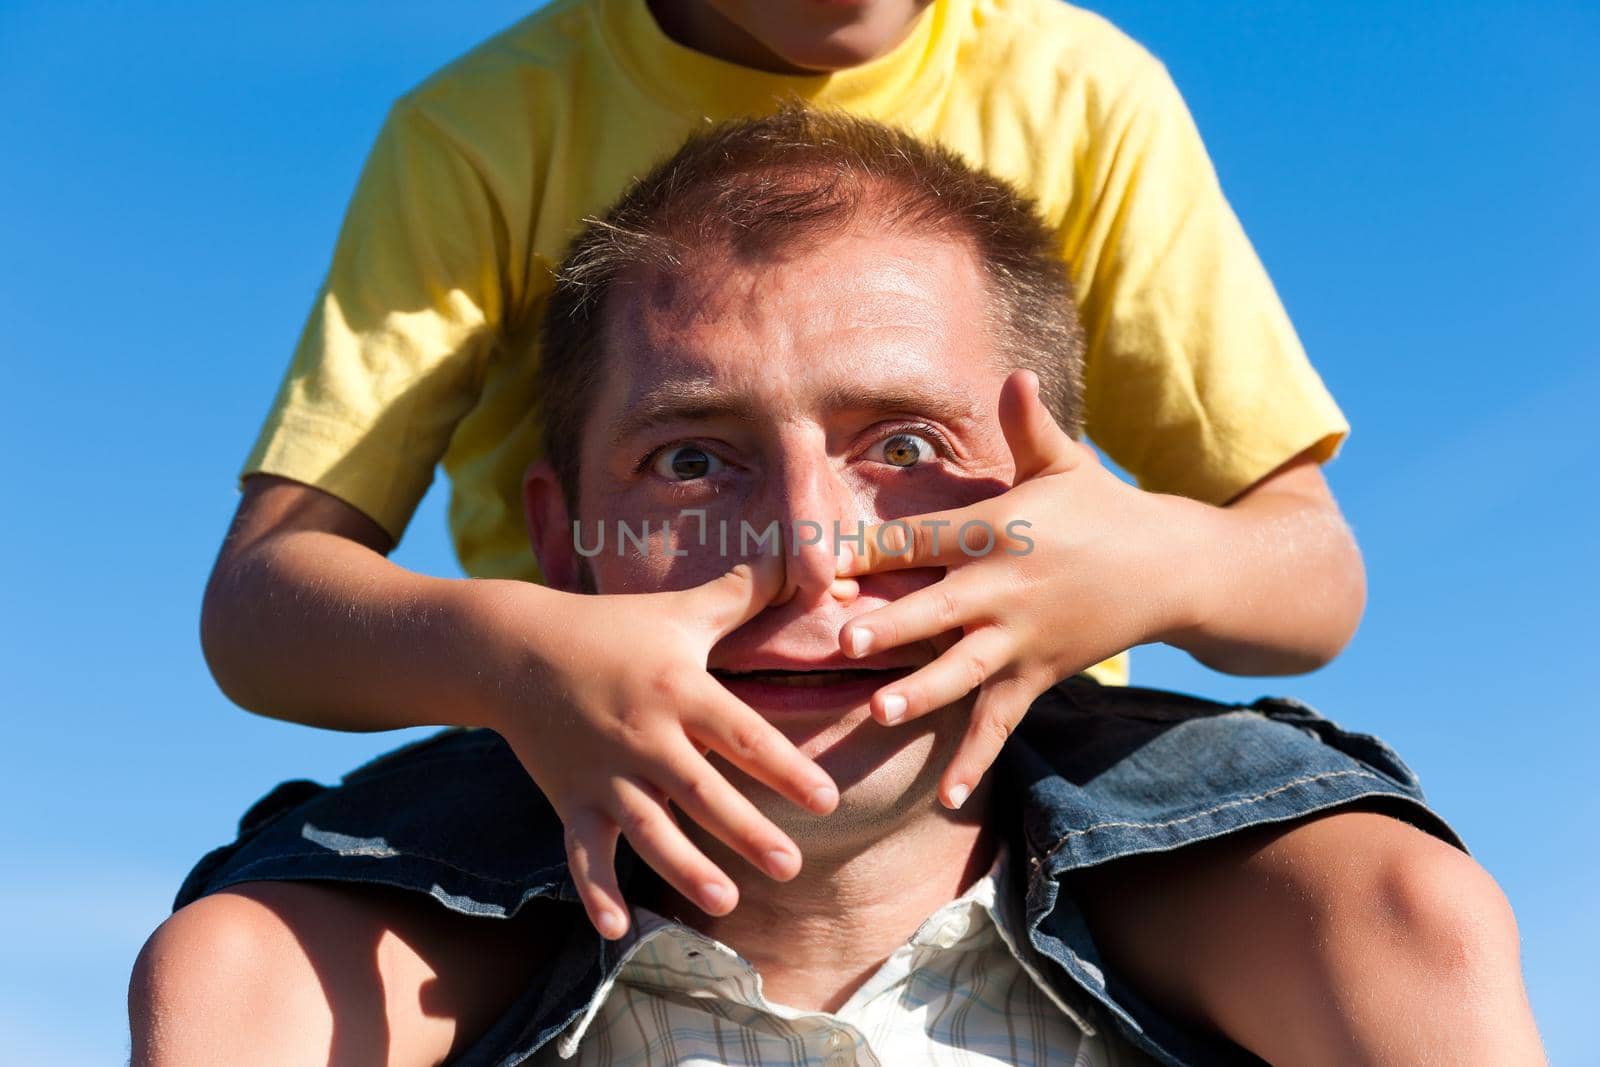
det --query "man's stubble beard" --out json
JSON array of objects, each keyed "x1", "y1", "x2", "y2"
[{"x1": 708, "y1": 697, "x2": 975, "y2": 866}]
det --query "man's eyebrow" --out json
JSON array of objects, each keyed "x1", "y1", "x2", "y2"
[
  {"x1": 608, "y1": 381, "x2": 763, "y2": 447},
  {"x1": 607, "y1": 378, "x2": 979, "y2": 447},
  {"x1": 815, "y1": 382, "x2": 978, "y2": 426}
]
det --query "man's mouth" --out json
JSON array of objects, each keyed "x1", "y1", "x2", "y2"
[
  {"x1": 710, "y1": 667, "x2": 908, "y2": 688},
  {"x1": 709, "y1": 663, "x2": 915, "y2": 714}
]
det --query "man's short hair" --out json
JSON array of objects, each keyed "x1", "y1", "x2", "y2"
[{"x1": 537, "y1": 105, "x2": 1085, "y2": 501}]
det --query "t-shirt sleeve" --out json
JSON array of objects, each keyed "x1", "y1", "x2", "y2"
[
  {"x1": 240, "y1": 100, "x2": 508, "y2": 540},
  {"x1": 1070, "y1": 55, "x2": 1349, "y2": 506}
]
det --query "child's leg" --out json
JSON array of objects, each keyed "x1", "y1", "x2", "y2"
[
  {"x1": 1071, "y1": 800, "x2": 1545, "y2": 1065},
  {"x1": 129, "y1": 879, "x2": 552, "y2": 1066}
]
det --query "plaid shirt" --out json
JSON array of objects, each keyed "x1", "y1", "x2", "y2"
[{"x1": 538, "y1": 845, "x2": 1154, "y2": 1066}]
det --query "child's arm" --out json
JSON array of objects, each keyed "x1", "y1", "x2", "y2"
[
  {"x1": 833, "y1": 371, "x2": 1364, "y2": 805},
  {"x1": 202, "y1": 473, "x2": 838, "y2": 939}
]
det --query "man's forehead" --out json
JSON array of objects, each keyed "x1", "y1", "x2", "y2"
[{"x1": 597, "y1": 230, "x2": 994, "y2": 437}]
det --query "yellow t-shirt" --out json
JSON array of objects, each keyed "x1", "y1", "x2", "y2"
[{"x1": 243, "y1": 0, "x2": 1349, "y2": 687}]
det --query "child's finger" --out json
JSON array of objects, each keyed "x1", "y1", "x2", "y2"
[
  {"x1": 939, "y1": 677, "x2": 1038, "y2": 809},
  {"x1": 863, "y1": 626, "x2": 1015, "y2": 726},
  {"x1": 685, "y1": 685, "x2": 839, "y2": 815},
  {"x1": 678, "y1": 552, "x2": 786, "y2": 643},
  {"x1": 996, "y1": 369, "x2": 1085, "y2": 482},
  {"x1": 654, "y1": 743, "x2": 804, "y2": 881},
  {"x1": 563, "y1": 808, "x2": 629, "y2": 940},
  {"x1": 839, "y1": 568, "x2": 998, "y2": 662},
  {"x1": 609, "y1": 775, "x2": 740, "y2": 918},
  {"x1": 833, "y1": 504, "x2": 990, "y2": 577}
]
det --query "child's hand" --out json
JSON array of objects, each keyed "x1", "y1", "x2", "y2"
[
  {"x1": 835, "y1": 370, "x2": 1207, "y2": 808},
  {"x1": 478, "y1": 553, "x2": 839, "y2": 940}
]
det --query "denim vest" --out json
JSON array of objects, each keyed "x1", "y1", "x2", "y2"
[{"x1": 458, "y1": 680, "x2": 1421, "y2": 1067}]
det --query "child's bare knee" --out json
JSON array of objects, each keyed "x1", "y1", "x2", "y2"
[
  {"x1": 1368, "y1": 839, "x2": 1522, "y2": 984},
  {"x1": 129, "y1": 887, "x2": 330, "y2": 1065},
  {"x1": 1224, "y1": 815, "x2": 1534, "y2": 1062},
  {"x1": 1254, "y1": 809, "x2": 1520, "y2": 982}
]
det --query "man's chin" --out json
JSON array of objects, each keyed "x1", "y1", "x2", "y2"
[{"x1": 711, "y1": 696, "x2": 972, "y2": 858}]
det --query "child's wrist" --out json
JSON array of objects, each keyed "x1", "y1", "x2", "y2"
[
  {"x1": 1143, "y1": 493, "x2": 1229, "y2": 651},
  {"x1": 435, "y1": 576, "x2": 565, "y2": 734}
]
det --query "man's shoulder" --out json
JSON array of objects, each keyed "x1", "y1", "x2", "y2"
[
  {"x1": 1009, "y1": 677, "x2": 1240, "y2": 781},
  {"x1": 1018, "y1": 677, "x2": 1237, "y2": 730}
]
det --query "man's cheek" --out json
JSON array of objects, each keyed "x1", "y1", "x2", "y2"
[
  {"x1": 587, "y1": 532, "x2": 739, "y2": 595},
  {"x1": 864, "y1": 466, "x2": 1012, "y2": 524}
]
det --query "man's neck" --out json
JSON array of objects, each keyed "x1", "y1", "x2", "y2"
[{"x1": 645, "y1": 789, "x2": 997, "y2": 1013}]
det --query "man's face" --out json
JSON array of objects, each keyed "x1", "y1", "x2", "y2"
[{"x1": 534, "y1": 227, "x2": 1018, "y2": 845}]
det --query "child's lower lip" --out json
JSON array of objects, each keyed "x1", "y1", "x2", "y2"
[{"x1": 714, "y1": 668, "x2": 911, "y2": 714}]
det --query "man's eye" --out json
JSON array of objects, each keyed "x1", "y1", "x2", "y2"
[
  {"x1": 873, "y1": 432, "x2": 936, "y2": 468},
  {"x1": 652, "y1": 445, "x2": 722, "y2": 481}
]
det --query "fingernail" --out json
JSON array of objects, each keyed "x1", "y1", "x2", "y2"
[
  {"x1": 880, "y1": 693, "x2": 907, "y2": 724},
  {"x1": 807, "y1": 784, "x2": 839, "y2": 813},
  {"x1": 764, "y1": 849, "x2": 799, "y2": 879},
  {"x1": 945, "y1": 784, "x2": 970, "y2": 810},
  {"x1": 596, "y1": 911, "x2": 625, "y2": 939},
  {"x1": 845, "y1": 627, "x2": 871, "y2": 658},
  {"x1": 836, "y1": 542, "x2": 854, "y2": 572},
  {"x1": 700, "y1": 882, "x2": 731, "y2": 913}
]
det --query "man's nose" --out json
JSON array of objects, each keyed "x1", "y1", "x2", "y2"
[{"x1": 764, "y1": 456, "x2": 857, "y2": 607}]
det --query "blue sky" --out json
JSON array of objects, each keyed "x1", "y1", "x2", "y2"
[{"x1": 1, "y1": 1, "x2": 1594, "y2": 1062}]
